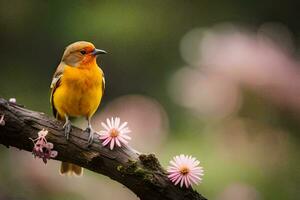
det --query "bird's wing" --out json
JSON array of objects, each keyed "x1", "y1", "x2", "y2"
[{"x1": 50, "y1": 63, "x2": 65, "y2": 118}]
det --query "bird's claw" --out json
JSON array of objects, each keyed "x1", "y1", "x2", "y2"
[
  {"x1": 63, "y1": 121, "x2": 72, "y2": 140},
  {"x1": 85, "y1": 127, "x2": 94, "y2": 146}
]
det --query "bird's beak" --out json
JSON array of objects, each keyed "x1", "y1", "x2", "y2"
[{"x1": 92, "y1": 49, "x2": 107, "y2": 55}]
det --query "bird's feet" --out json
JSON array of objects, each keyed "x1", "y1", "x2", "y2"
[
  {"x1": 85, "y1": 127, "x2": 94, "y2": 146},
  {"x1": 63, "y1": 120, "x2": 72, "y2": 140}
]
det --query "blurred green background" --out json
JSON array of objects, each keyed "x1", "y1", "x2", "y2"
[{"x1": 0, "y1": 0, "x2": 299, "y2": 200}]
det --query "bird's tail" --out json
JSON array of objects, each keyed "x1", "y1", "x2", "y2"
[
  {"x1": 56, "y1": 114, "x2": 83, "y2": 176},
  {"x1": 60, "y1": 162, "x2": 83, "y2": 176}
]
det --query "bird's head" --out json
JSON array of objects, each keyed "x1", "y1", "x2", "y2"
[{"x1": 61, "y1": 41, "x2": 106, "y2": 67}]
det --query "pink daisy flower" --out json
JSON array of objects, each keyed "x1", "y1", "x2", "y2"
[
  {"x1": 167, "y1": 154, "x2": 204, "y2": 188},
  {"x1": 99, "y1": 117, "x2": 131, "y2": 150}
]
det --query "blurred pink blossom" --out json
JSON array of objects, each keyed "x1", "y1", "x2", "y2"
[
  {"x1": 199, "y1": 24, "x2": 300, "y2": 112},
  {"x1": 217, "y1": 182, "x2": 261, "y2": 200},
  {"x1": 173, "y1": 23, "x2": 300, "y2": 117},
  {"x1": 169, "y1": 67, "x2": 241, "y2": 119}
]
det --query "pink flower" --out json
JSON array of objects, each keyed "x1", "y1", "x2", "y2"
[
  {"x1": 99, "y1": 117, "x2": 131, "y2": 150},
  {"x1": 38, "y1": 129, "x2": 48, "y2": 138},
  {"x1": 31, "y1": 129, "x2": 58, "y2": 164},
  {"x1": 167, "y1": 154, "x2": 204, "y2": 188},
  {"x1": 0, "y1": 114, "x2": 5, "y2": 126}
]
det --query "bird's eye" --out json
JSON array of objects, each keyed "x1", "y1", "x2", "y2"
[{"x1": 80, "y1": 50, "x2": 87, "y2": 55}]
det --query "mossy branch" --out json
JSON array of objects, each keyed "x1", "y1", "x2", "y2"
[{"x1": 0, "y1": 98, "x2": 207, "y2": 200}]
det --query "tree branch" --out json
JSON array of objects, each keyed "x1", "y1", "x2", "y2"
[{"x1": 0, "y1": 98, "x2": 207, "y2": 200}]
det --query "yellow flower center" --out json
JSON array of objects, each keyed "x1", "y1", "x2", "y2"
[
  {"x1": 110, "y1": 128, "x2": 119, "y2": 137},
  {"x1": 180, "y1": 166, "x2": 190, "y2": 175}
]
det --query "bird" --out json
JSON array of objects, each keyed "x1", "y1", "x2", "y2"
[{"x1": 50, "y1": 41, "x2": 106, "y2": 176}]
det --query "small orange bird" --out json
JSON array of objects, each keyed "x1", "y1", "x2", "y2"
[{"x1": 50, "y1": 41, "x2": 106, "y2": 176}]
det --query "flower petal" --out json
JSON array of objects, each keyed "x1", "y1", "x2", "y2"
[
  {"x1": 115, "y1": 117, "x2": 120, "y2": 128},
  {"x1": 118, "y1": 121, "x2": 128, "y2": 131},
  {"x1": 115, "y1": 138, "x2": 121, "y2": 147},
  {"x1": 101, "y1": 122, "x2": 110, "y2": 131},
  {"x1": 121, "y1": 134, "x2": 131, "y2": 140},
  {"x1": 111, "y1": 117, "x2": 115, "y2": 128},
  {"x1": 107, "y1": 118, "x2": 112, "y2": 128},
  {"x1": 50, "y1": 151, "x2": 58, "y2": 158},
  {"x1": 180, "y1": 175, "x2": 185, "y2": 187},
  {"x1": 174, "y1": 175, "x2": 182, "y2": 185},
  {"x1": 118, "y1": 136, "x2": 129, "y2": 144},
  {"x1": 102, "y1": 137, "x2": 111, "y2": 146},
  {"x1": 110, "y1": 138, "x2": 115, "y2": 150},
  {"x1": 99, "y1": 134, "x2": 109, "y2": 139},
  {"x1": 45, "y1": 142, "x2": 54, "y2": 149}
]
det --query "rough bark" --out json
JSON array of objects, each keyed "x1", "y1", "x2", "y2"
[{"x1": 0, "y1": 98, "x2": 207, "y2": 200}]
